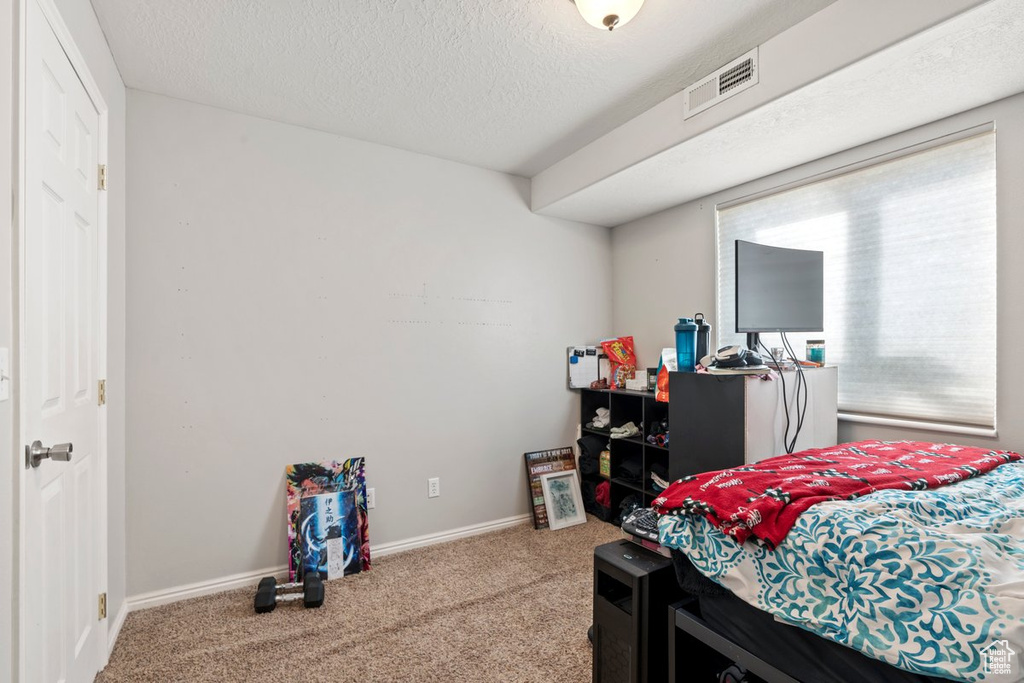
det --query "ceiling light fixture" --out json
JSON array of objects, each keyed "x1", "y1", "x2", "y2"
[{"x1": 572, "y1": 0, "x2": 645, "y2": 31}]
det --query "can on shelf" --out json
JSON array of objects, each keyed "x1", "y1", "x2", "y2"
[{"x1": 806, "y1": 340, "x2": 825, "y2": 365}]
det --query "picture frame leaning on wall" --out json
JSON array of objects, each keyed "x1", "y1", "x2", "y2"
[
  {"x1": 540, "y1": 469, "x2": 587, "y2": 530},
  {"x1": 524, "y1": 447, "x2": 577, "y2": 529}
]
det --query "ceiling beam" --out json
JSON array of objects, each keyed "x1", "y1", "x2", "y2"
[{"x1": 531, "y1": 0, "x2": 1000, "y2": 227}]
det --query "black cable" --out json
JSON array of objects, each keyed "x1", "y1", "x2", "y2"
[
  {"x1": 781, "y1": 333, "x2": 809, "y2": 453},
  {"x1": 782, "y1": 333, "x2": 806, "y2": 450},
  {"x1": 787, "y1": 336, "x2": 809, "y2": 441},
  {"x1": 779, "y1": 334, "x2": 801, "y2": 453},
  {"x1": 759, "y1": 338, "x2": 794, "y2": 454}
]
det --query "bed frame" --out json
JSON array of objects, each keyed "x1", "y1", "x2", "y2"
[{"x1": 667, "y1": 597, "x2": 798, "y2": 683}]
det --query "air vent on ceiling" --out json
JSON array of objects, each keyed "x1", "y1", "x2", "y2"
[{"x1": 683, "y1": 47, "x2": 759, "y2": 120}]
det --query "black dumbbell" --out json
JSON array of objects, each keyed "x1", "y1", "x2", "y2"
[
  {"x1": 253, "y1": 573, "x2": 325, "y2": 613},
  {"x1": 254, "y1": 577, "x2": 278, "y2": 613},
  {"x1": 303, "y1": 574, "x2": 324, "y2": 608}
]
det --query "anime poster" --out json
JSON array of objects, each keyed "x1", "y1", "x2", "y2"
[
  {"x1": 285, "y1": 458, "x2": 370, "y2": 581},
  {"x1": 298, "y1": 490, "x2": 361, "y2": 579}
]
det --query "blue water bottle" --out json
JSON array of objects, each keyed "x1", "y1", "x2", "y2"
[{"x1": 674, "y1": 317, "x2": 698, "y2": 373}]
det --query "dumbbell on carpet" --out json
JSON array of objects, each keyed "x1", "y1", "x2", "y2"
[{"x1": 253, "y1": 573, "x2": 325, "y2": 613}]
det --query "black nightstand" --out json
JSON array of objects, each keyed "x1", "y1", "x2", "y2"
[{"x1": 592, "y1": 540, "x2": 682, "y2": 683}]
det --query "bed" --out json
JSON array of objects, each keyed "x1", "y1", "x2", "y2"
[{"x1": 653, "y1": 440, "x2": 1024, "y2": 683}]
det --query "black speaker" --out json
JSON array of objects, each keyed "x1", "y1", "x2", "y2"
[{"x1": 592, "y1": 540, "x2": 683, "y2": 683}]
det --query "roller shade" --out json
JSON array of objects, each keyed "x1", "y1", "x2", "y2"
[{"x1": 717, "y1": 131, "x2": 996, "y2": 428}]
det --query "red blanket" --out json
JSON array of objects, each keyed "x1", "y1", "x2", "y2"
[{"x1": 652, "y1": 440, "x2": 1020, "y2": 548}]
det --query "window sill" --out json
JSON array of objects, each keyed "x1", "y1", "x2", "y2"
[{"x1": 837, "y1": 412, "x2": 997, "y2": 439}]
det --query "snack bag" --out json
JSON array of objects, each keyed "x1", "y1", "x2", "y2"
[
  {"x1": 600, "y1": 336, "x2": 637, "y2": 389},
  {"x1": 656, "y1": 348, "x2": 677, "y2": 403}
]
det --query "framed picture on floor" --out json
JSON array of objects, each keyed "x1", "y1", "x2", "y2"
[
  {"x1": 523, "y1": 447, "x2": 577, "y2": 529},
  {"x1": 285, "y1": 458, "x2": 371, "y2": 581},
  {"x1": 539, "y1": 470, "x2": 586, "y2": 530}
]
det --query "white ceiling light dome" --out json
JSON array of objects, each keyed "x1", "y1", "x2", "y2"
[{"x1": 573, "y1": 0, "x2": 646, "y2": 31}]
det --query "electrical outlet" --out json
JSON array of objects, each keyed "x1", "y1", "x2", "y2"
[
  {"x1": 428, "y1": 477, "x2": 440, "y2": 498},
  {"x1": 366, "y1": 488, "x2": 375, "y2": 509}
]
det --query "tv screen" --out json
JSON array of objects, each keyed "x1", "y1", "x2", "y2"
[{"x1": 735, "y1": 240, "x2": 823, "y2": 333}]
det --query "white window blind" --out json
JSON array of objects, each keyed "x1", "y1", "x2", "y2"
[{"x1": 717, "y1": 131, "x2": 997, "y2": 429}]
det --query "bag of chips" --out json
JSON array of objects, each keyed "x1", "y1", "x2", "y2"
[
  {"x1": 656, "y1": 348, "x2": 677, "y2": 403},
  {"x1": 600, "y1": 336, "x2": 637, "y2": 389}
]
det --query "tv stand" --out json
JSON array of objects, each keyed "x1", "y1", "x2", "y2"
[{"x1": 745, "y1": 332, "x2": 760, "y2": 352}]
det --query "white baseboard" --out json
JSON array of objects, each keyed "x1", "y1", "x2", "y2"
[
  {"x1": 107, "y1": 600, "x2": 129, "y2": 657},
  {"x1": 124, "y1": 513, "x2": 532, "y2": 615},
  {"x1": 369, "y1": 513, "x2": 531, "y2": 558},
  {"x1": 127, "y1": 563, "x2": 290, "y2": 613}
]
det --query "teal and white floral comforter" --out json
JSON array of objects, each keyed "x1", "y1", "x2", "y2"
[{"x1": 659, "y1": 462, "x2": 1024, "y2": 682}]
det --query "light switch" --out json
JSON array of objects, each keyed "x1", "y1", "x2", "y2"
[{"x1": 0, "y1": 348, "x2": 9, "y2": 401}]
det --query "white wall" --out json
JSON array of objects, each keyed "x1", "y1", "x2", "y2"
[
  {"x1": 1, "y1": 0, "x2": 127, "y2": 670},
  {"x1": 612, "y1": 93, "x2": 1024, "y2": 452},
  {"x1": 125, "y1": 90, "x2": 612, "y2": 597}
]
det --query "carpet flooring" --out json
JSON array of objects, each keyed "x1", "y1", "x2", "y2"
[{"x1": 99, "y1": 517, "x2": 622, "y2": 682}]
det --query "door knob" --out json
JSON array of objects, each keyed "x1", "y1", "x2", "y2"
[{"x1": 26, "y1": 440, "x2": 73, "y2": 468}]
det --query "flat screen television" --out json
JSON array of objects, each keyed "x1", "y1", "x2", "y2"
[{"x1": 735, "y1": 240, "x2": 823, "y2": 350}]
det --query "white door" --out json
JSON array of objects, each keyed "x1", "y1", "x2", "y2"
[{"x1": 22, "y1": 0, "x2": 106, "y2": 680}]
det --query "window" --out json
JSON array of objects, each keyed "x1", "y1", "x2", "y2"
[{"x1": 717, "y1": 130, "x2": 996, "y2": 430}]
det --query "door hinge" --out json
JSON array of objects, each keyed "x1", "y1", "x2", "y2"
[
  {"x1": 98, "y1": 379, "x2": 106, "y2": 406},
  {"x1": 98, "y1": 164, "x2": 108, "y2": 191},
  {"x1": 98, "y1": 592, "x2": 107, "y2": 620}
]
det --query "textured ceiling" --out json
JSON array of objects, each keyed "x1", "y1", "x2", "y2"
[
  {"x1": 539, "y1": 0, "x2": 1024, "y2": 226},
  {"x1": 89, "y1": 0, "x2": 834, "y2": 176}
]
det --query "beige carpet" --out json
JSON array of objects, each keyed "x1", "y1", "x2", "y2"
[{"x1": 99, "y1": 517, "x2": 622, "y2": 682}]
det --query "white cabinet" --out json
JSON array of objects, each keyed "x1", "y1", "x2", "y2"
[{"x1": 743, "y1": 366, "x2": 838, "y2": 464}]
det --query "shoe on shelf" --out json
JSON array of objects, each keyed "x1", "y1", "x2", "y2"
[
  {"x1": 648, "y1": 417, "x2": 669, "y2": 436},
  {"x1": 610, "y1": 421, "x2": 640, "y2": 439}
]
